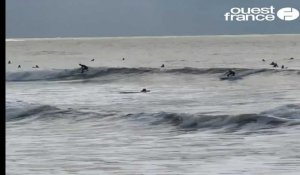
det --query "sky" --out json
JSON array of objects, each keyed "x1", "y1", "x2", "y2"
[{"x1": 6, "y1": 0, "x2": 300, "y2": 38}]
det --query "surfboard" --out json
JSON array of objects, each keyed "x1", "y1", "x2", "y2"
[
  {"x1": 119, "y1": 90, "x2": 150, "y2": 94},
  {"x1": 141, "y1": 90, "x2": 150, "y2": 93},
  {"x1": 219, "y1": 75, "x2": 240, "y2": 80},
  {"x1": 119, "y1": 91, "x2": 141, "y2": 94}
]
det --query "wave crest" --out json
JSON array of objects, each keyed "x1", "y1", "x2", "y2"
[
  {"x1": 6, "y1": 101, "x2": 113, "y2": 122},
  {"x1": 6, "y1": 67, "x2": 300, "y2": 81},
  {"x1": 6, "y1": 101, "x2": 300, "y2": 132},
  {"x1": 124, "y1": 104, "x2": 300, "y2": 131}
]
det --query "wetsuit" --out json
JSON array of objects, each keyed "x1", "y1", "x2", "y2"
[
  {"x1": 79, "y1": 64, "x2": 89, "y2": 73},
  {"x1": 141, "y1": 88, "x2": 150, "y2": 93},
  {"x1": 226, "y1": 70, "x2": 235, "y2": 77}
]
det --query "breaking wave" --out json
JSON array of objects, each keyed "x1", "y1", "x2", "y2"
[
  {"x1": 6, "y1": 101, "x2": 300, "y2": 131},
  {"x1": 6, "y1": 67, "x2": 300, "y2": 81},
  {"x1": 124, "y1": 104, "x2": 300, "y2": 131},
  {"x1": 5, "y1": 101, "x2": 114, "y2": 122}
]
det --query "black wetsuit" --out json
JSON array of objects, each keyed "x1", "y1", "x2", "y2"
[
  {"x1": 226, "y1": 70, "x2": 235, "y2": 77},
  {"x1": 79, "y1": 64, "x2": 89, "y2": 73},
  {"x1": 141, "y1": 88, "x2": 150, "y2": 93}
]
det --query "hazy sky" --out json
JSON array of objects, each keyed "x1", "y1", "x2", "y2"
[{"x1": 6, "y1": 0, "x2": 300, "y2": 38}]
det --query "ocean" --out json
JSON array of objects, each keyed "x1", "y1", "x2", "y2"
[{"x1": 6, "y1": 35, "x2": 300, "y2": 175}]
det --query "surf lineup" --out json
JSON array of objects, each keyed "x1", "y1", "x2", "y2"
[{"x1": 7, "y1": 56, "x2": 295, "y2": 91}]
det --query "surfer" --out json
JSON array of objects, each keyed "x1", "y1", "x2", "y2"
[
  {"x1": 32, "y1": 65, "x2": 39, "y2": 68},
  {"x1": 161, "y1": 64, "x2": 165, "y2": 68},
  {"x1": 79, "y1": 64, "x2": 89, "y2": 73},
  {"x1": 281, "y1": 65, "x2": 284, "y2": 69},
  {"x1": 18, "y1": 65, "x2": 21, "y2": 68},
  {"x1": 141, "y1": 88, "x2": 150, "y2": 93},
  {"x1": 8, "y1": 61, "x2": 11, "y2": 64},
  {"x1": 262, "y1": 59, "x2": 265, "y2": 62},
  {"x1": 122, "y1": 58, "x2": 125, "y2": 61},
  {"x1": 226, "y1": 69, "x2": 235, "y2": 77},
  {"x1": 290, "y1": 57, "x2": 294, "y2": 60},
  {"x1": 91, "y1": 59, "x2": 95, "y2": 61}
]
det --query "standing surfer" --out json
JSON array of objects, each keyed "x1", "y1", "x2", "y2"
[
  {"x1": 79, "y1": 64, "x2": 89, "y2": 73},
  {"x1": 226, "y1": 69, "x2": 235, "y2": 77}
]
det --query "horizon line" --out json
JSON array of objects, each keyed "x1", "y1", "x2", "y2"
[{"x1": 6, "y1": 33, "x2": 300, "y2": 41}]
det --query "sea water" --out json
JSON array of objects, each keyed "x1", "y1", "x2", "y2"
[{"x1": 6, "y1": 35, "x2": 300, "y2": 175}]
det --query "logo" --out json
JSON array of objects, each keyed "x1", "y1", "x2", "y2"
[
  {"x1": 277, "y1": 7, "x2": 299, "y2": 21},
  {"x1": 225, "y1": 6, "x2": 299, "y2": 22}
]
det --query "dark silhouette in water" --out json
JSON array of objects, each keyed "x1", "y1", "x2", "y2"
[
  {"x1": 226, "y1": 69, "x2": 235, "y2": 77},
  {"x1": 281, "y1": 65, "x2": 284, "y2": 69},
  {"x1": 141, "y1": 88, "x2": 150, "y2": 93},
  {"x1": 91, "y1": 59, "x2": 95, "y2": 61},
  {"x1": 290, "y1": 57, "x2": 294, "y2": 60},
  {"x1": 8, "y1": 61, "x2": 11, "y2": 64},
  {"x1": 262, "y1": 59, "x2": 265, "y2": 62},
  {"x1": 79, "y1": 64, "x2": 89, "y2": 73},
  {"x1": 18, "y1": 65, "x2": 21, "y2": 68},
  {"x1": 122, "y1": 58, "x2": 125, "y2": 61},
  {"x1": 32, "y1": 65, "x2": 39, "y2": 68},
  {"x1": 270, "y1": 62, "x2": 278, "y2": 68},
  {"x1": 161, "y1": 64, "x2": 165, "y2": 68}
]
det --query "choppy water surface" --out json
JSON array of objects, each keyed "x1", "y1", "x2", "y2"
[{"x1": 6, "y1": 35, "x2": 300, "y2": 175}]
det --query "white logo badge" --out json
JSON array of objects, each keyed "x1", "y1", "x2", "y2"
[{"x1": 277, "y1": 7, "x2": 299, "y2": 21}]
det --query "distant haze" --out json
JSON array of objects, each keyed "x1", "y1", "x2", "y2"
[{"x1": 6, "y1": 0, "x2": 300, "y2": 38}]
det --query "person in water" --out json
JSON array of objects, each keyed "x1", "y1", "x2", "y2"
[
  {"x1": 79, "y1": 64, "x2": 89, "y2": 73},
  {"x1": 122, "y1": 58, "x2": 125, "y2": 61},
  {"x1": 18, "y1": 65, "x2": 21, "y2": 68},
  {"x1": 161, "y1": 64, "x2": 165, "y2": 68},
  {"x1": 270, "y1": 62, "x2": 278, "y2": 68},
  {"x1": 32, "y1": 65, "x2": 39, "y2": 68},
  {"x1": 8, "y1": 61, "x2": 11, "y2": 64},
  {"x1": 262, "y1": 59, "x2": 265, "y2": 62},
  {"x1": 226, "y1": 69, "x2": 235, "y2": 77},
  {"x1": 141, "y1": 88, "x2": 150, "y2": 93},
  {"x1": 91, "y1": 59, "x2": 95, "y2": 62}
]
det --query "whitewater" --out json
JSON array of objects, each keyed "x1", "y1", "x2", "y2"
[{"x1": 6, "y1": 35, "x2": 300, "y2": 175}]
